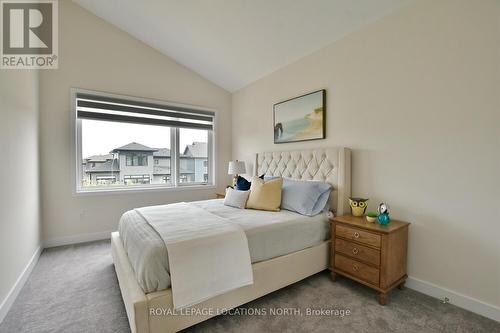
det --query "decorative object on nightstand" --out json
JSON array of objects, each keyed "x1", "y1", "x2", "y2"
[
  {"x1": 377, "y1": 202, "x2": 391, "y2": 225},
  {"x1": 330, "y1": 215, "x2": 410, "y2": 305},
  {"x1": 348, "y1": 197, "x2": 369, "y2": 217},
  {"x1": 366, "y1": 211, "x2": 378, "y2": 223},
  {"x1": 228, "y1": 160, "x2": 246, "y2": 187}
]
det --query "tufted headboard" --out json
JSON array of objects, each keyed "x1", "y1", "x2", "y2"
[{"x1": 255, "y1": 147, "x2": 351, "y2": 215}]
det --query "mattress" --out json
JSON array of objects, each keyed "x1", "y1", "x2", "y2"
[{"x1": 118, "y1": 199, "x2": 330, "y2": 294}]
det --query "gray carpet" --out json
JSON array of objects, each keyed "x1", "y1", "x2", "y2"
[{"x1": 1, "y1": 240, "x2": 498, "y2": 333}]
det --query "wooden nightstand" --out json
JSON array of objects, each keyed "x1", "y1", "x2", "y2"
[
  {"x1": 215, "y1": 192, "x2": 225, "y2": 199},
  {"x1": 330, "y1": 215, "x2": 410, "y2": 305}
]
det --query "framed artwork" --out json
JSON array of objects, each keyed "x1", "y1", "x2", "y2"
[{"x1": 273, "y1": 89, "x2": 326, "y2": 144}]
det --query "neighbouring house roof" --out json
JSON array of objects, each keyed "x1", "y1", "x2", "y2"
[
  {"x1": 84, "y1": 160, "x2": 120, "y2": 173},
  {"x1": 84, "y1": 154, "x2": 114, "y2": 162},
  {"x1": 111, "y1": 142, "x2": 158, "y2": 153},
  {"x1": 183, "y1": 142, "x2": 207, "y2": 158},
  {"x1": 153, "y1": 148, "x2": 171, "y2": 157}
]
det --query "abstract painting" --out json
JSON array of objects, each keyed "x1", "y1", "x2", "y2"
[{"x1": 273, "y1": 90, "x2": 325, "y2": 144}]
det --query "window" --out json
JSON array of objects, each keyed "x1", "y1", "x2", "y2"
[
  {"x1": 96, "y1": 176, "x2": 116, "y2": 185},
  {"x1": 74, "y1": 89, "x2": 215, "y2": 193},
  {"x1": 179, "y1": 128, "x2": 208, "y2": 185},
  {"x1": 124, "y1": 175, "x2": 151, "y2": 185},
  {"x1": 126, "y1": 153, "x2": 148, "y2": 166}
]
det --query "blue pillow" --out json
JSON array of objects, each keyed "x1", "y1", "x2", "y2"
[
  {"x1": 281, "y1": 178, "x2": 332, "y2": 216},
  {"x1": 236, "y1": 174, "x2": 264, "y2": 191}
]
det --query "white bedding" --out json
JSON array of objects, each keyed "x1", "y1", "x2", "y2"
[
  {"x1": 135, "y1": 202, "x2": 253, "y2": 309},
  {"x1": 118, "y1": 199, "x2": 329, "y2": 294}
]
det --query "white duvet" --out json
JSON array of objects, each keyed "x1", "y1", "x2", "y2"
[
  {"x1": 118, "y1": 199, "x2": 329, "y2": 295},
  {"x1": 135, "y1": 202, "x2": 253, "y2": 309}
]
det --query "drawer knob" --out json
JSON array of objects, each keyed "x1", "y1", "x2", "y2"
[
  {"x1": 353, "y1": 264, "x2": 359, "y2": 271},
  {"x1": 352, "y1": 248, "x2": 359, "y2": 255},
  {"x1": 353, "y1": 232, "x2": 360, "y2": 238}
]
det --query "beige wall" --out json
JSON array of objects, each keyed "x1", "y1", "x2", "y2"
[
  {"x1": 0, "y1": 71, "x2": 41, "y2": 310},
  {"x1": 39, "y1": 1, "x2": 232, "y2": 243},
  {"x1": 232, "y1": 0, "x2": 500, "y2": 307}
]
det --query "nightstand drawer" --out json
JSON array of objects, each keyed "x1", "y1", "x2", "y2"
[
  {"x1": 335, "y1": 238, "x2": 380, "y2": 266},
  {"x1": 336, "y1": 225, "x2": 381, "y2": 248},
  {"x1": 335, "y1": 254, "x2": 380, "y2": 285}
]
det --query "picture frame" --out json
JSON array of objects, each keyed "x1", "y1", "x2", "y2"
[{"x1": 273, "y1": 89, "x2": 326, "y2": 144}]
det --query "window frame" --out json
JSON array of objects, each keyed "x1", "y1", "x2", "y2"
[{"x1": 71, "y1": 88, "x2": 217, "y2": 195}]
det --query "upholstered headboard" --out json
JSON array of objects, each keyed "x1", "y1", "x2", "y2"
[{"x1": 255, "y1": 147, "x2": 351, "y2": 215}]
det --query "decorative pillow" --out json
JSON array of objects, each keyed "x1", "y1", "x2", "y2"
[
  {"x1": 315, "y1": 189, "x2": 331, "y2": 213},
  {"x1": 246, "y1": 177, "x2": 283, "y2": 211},
  {"x1": 236, "y1": 174, "x2": 264, "y2": 191},
  {"x1": 223, "y1": 188, "x2": 250, "y2": 209},
  {"x1": 281, "y1": 178, "x2": 332, "y2": 216}
]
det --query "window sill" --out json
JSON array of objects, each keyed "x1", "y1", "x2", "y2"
[{"x1": 73, "y1": 184, "x2": 216, "y2": 197}]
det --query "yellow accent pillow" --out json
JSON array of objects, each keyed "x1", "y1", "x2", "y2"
[{"x1": 246, "y1": 176, "x2": 283, "y2": 211}]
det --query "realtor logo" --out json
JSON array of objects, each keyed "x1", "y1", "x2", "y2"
[{"x1": 1, "y1": 0, "x2": 58, "y2": 69}]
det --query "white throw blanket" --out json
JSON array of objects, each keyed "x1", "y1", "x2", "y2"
[{"x1": 135, "y1": 202, "x2": 253, "y2": 309}]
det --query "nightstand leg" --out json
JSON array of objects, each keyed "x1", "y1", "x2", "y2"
[
  {"x1": 378, "y1": 293, "x2": 387, "y2": 305},
  {"x1": 330, "y1": 271, "x2": 336, "y2": 282},
  {"x1": 398, "y1": 281, "x2": 406, "y2": 290}
]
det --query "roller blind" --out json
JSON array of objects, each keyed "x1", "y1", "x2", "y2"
[{"x1": 76, "y1": 93, "x2": 214, "y2": 130}]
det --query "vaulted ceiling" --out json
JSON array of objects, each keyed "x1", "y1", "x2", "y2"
[{"x1": 73, "y1": 0, "x2": 410, "y2": 92}]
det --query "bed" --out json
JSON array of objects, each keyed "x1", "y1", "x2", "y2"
[{"x1": 112, "y1": 147, "x2": 351, "y2": 333}]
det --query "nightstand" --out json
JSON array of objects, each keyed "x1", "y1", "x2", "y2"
[
  {"x1": 330, "y1": 215, "x2": 410, "y2": 305},
  {"x1": 215, "y1": 192, "x2": 225, "y2": 199}
]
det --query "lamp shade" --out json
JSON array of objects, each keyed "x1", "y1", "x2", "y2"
[{"x1": 228, "y1": 160, "x2": 246, "y2": 175}]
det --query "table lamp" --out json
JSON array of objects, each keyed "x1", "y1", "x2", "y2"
[{"x1": 228, "y1": 160, "x2": 246, "y2": 187}]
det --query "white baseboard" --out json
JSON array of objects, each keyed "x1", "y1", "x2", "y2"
[
  {"x1": 0, "y1": 246, "x2": 42, "y2": 324},
  {"x1": 44, "y1": 230, "x2": 112, "y2": 248},
  {"x1": 407, "y1": 276, "x2": 500, "y2": 322}
]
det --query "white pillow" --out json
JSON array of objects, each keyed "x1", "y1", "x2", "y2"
[
  {"x1": 281, "y1": 178, "x2": 332, "y2": 216},
  {"x1": 223, "y1": 188, "x2": 250, "y2": 209}
]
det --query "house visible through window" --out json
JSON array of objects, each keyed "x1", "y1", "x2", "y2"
[{"x1": 74, "y1": 90, "x2": 214, "y2": 193}]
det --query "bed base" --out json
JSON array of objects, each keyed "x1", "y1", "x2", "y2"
[{"x1": 111, "y1": 232, "x2": 329, "y2": 333}]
